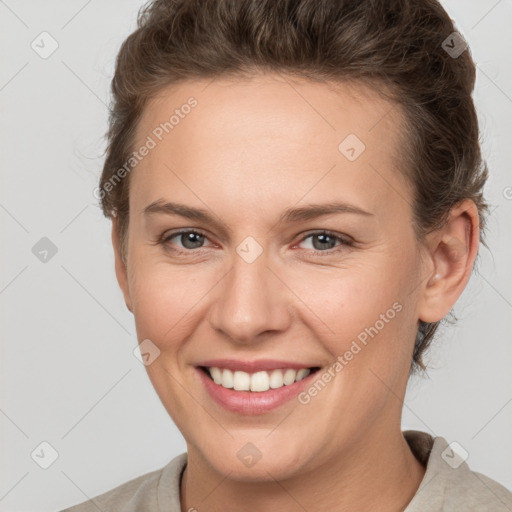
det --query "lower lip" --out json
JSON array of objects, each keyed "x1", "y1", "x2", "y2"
[{"x1": 196, "y1": 367, "x2": 318, "y2": 415}]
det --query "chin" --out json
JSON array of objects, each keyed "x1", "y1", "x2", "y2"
[{"x1": 193, "y1": 435, "x2": 314, "y2": 482}]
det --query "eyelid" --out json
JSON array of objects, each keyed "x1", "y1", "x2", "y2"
[
  {"x1": 159, "y1": 228, "x2": 212, "y2": 247},
  {"x1": 296, "y1": 229, "x2": 353, "y2": 245},
  {"x1": 293, "y1": 230, "x2": 353, "y2": 255}
]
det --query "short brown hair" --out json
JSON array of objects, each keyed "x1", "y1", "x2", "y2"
[{"x1": 98, "y1": 0, "x2": 489, "y2": 376}]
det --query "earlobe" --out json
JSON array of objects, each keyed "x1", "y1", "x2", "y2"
[
  {"x1": 418, "y1": 200, "x2": 479, "y2": 323},
  {"x1": 111, "y1": 218, "x2": 133, "y2": 313}
]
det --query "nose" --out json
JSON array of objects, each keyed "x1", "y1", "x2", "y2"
[{"x1": 207, "y1": 250, "x2": 292, "y2": 344}]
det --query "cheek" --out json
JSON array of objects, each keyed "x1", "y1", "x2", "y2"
[
  {"x1": 288, "y1": 258, "x2": 417, "y2": 373},
  {"x1": 128, "y1": 259, "x2": 217, "y2": 348},
  {"x1": 292, "y1": 261, "x2": 402, "y2": 331}
]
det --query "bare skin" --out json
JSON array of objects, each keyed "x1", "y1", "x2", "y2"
[{"x1": 111, "y1": 73, "x2": 479, "y2": 511}]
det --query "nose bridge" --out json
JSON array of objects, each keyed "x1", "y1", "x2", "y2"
[{"x1": 209, "y1": 243, "x2": 291, "y2": 343}]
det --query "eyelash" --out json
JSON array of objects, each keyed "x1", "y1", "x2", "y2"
[{"x1": 156, "y1": 229, "x2": 353, "y2": 257}]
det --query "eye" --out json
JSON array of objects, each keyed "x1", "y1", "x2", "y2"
[
  {"x1": 296, "y1": 230, "x2": 352, "y2": 255},
  {"x1": 156, "y1": 228, "x2": 353, "y2": 257},
  {"x1": 159, "y1": 229, "x2": 213, "y2": 254}
]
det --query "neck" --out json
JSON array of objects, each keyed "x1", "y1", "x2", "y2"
[{"x1": 180, "y1": 425, "x2": 426, "y2": 512}]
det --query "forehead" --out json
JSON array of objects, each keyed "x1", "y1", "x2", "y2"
[{"x1": 130, "y1": 73, "x2": 410, "y2": 220}]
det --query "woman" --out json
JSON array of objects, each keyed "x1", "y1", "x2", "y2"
[{"x1": 62, "y1": 0, "x2": 512, "y2": 510}]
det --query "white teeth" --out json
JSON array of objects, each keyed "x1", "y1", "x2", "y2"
[
  {"x1": 283, "y1": 369, "x2": 296, "y2": 385},
  {"x1": 221, "y1": 368, "x2": 234, "y2": 388},
  {"x1": 233, "y1": 370, "x2": 250, "y2": 391},
  {"x1": 210, "y1": 367, "x2": 222, "y2": 385},
  {"x1": 296, "y1": 368, "x2": 310, "y2": 381},
  {"x1": 269, "y1": 369, "x2": 284, "y2": 389},
  {"x1": 207, "y1": 367, "x2": 312, "y2": 392},
  {"x1": 250, "y1": 371, "x2": 269, "y2": 392}
]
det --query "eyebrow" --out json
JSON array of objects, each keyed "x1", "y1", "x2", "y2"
[{"x1": 143, "y1": 199, "x2": 373, "y2": 234}]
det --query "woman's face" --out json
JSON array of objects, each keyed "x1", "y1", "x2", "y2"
[{"x1": 115, "y1": 74, "x2": 431, "y2": 480}]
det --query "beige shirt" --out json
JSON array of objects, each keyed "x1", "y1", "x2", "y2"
[{"x1": 61, "y1": 430, "x2": 512, "y2": 511}]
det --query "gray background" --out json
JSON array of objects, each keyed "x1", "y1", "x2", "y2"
[{"x1": 1, "y1": 1, "x2": 511, "y2": 510}]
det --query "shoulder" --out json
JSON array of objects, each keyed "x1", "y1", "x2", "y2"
[
  {"x1": 454, "y1": 470, "x2": 512, "y2": 511},
  {"x1": 404, "y1": 430, "x2": 512, "y2": 511},
  {"x1": 59, "y1": 452, "x2": 187, "y2": 512}
]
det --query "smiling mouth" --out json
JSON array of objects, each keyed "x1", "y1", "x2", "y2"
[{"x1": 199, "y1": 366, "x2": 321, "y2": 393}]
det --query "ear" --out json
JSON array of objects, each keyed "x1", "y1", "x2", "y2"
[
  {"x1": 417, "y1": 199, "x2": 480, "y2": 323},
  {"x1": 111, "y1": 217, "x2": 133, "y2": 313}
]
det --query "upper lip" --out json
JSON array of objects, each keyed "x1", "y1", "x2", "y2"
[{"x1": 196, "y1": 359, "x2": 320, "y2": 372}]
